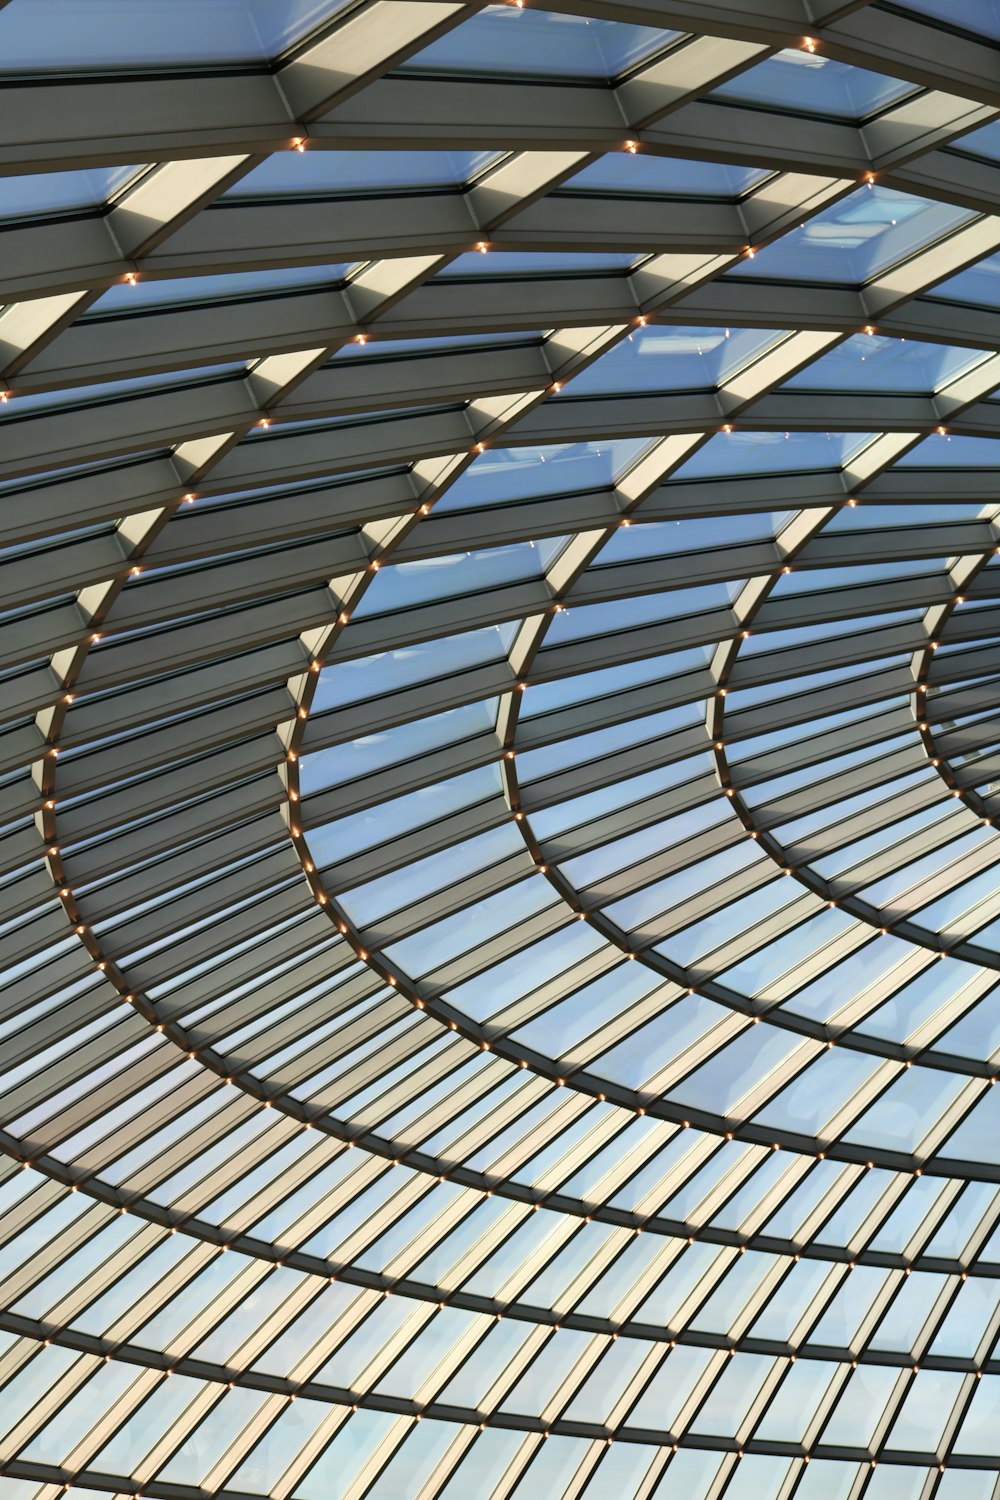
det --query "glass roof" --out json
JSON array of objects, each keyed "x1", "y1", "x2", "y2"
[
  {"x1": 565, "y1": 156, "x2": 772, "y2": 199},
  {"x1": 225, "y1": 150, "x2": 504, "y2": 198},
  {"x1": 895, "y1": 0, "x2": 1000, "y2": 41},
  {"x1": 0, "y1": 164, "x2": 146, "y2": 219},
  {"x1": 709, "y1": 49, "x2": 918, "y2": 121},
  {"x1": 396, "y1": 6, "x2": 682, "y2": 80},
  {"x1": 6, "y1": 3, "x2": 1000, "y2": 1499},
  {"x1": 0, "y1": 0, "x2": 354, "y2": 68},
  {"x1": 726, "y1": 186, "x2": 975, "y2": 285},
  {"x1": 87, "y1": 262, "x2": 356, "y2": 314}
]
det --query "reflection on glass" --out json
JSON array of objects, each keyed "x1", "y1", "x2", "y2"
[
  {"x1": 711, "y1": 49, "x2": 916, "y2": 120},
  {"x1": 785, "y1": 333, "x2": 987, "y2": 393},
  {"x1": 436, "y1": 439, "x2": 657, "y2": 511},
  {"x1": 568, "y1": 326, "x2": 787, "y2": 395},
  {"x1": 398, "y1": 6, "x2": 680, "y2": 79},
  {"x1": 351, "y1": 540, "x2": 563, "y2": 619},
  {"x1": 727, "y1": 187, "x2": 972, "y2": 285}
]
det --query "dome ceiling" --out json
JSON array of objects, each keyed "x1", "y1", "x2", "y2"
[{"x1": 6, "y1": 2, "x2": 1000, "y2": 1498}]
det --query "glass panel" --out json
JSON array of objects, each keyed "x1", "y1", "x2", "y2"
[
  {"x1": 350, "y1": 541, "x2": 560, "y2": 618},
  {"x1": 0, "y1": 0, "x2": 354, "y2": 69},
  {"x1": 435, "y1": 439, "x2": 657, "y2": 511},
  {"x1": 896, "y1": 0, "x2": 1000, "y2": 41},
  {"x1": 313, "y1": 624, "x2": 519, "y2": 710},
  {"x1": 22, "y1": 1367, "x2": 143, "y2": 1461},
  {"x1": 568, "y1": 155, "x2": 771, "y2": 197},
  {"x1": 784, "y1": 334, "x2": 988, "y2": 393},
  {"x1": 296, "y1": 1411, "x2": 401, "y2": 1498},
  {"x1": 928, "y1": 249, "x2": 1000, "y2": 308},
  {"x1": 726, "y1": 186, "x2": 973, "y2": 285},
  {"x1": 568, "y1": 326, "x2": 787, "y2": 395},
  {"x1": 226, "y1": 150, "x2": 503, "y2": 197},
  {"x1": 0, "y1": 164, "x2": 144, "y2": 218},
  {"x1": 437, "y1": 250, "x2": 645, "y2": 277},
  {"x1": 670, "y1": 429, "x2": 876, "y2": 478},
  {"x1": 91, "y1": 1379, "x2": 205, "y2": 1472},
  {"x1": 398, "y1": 6, "x2": 681, "y2": 79},
  {"x1": 89, "y1": 263, "x2": 354, "y2": 314},
  {"x1": 711, "y1": 50, "x2": 917, "y2": 120}
]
